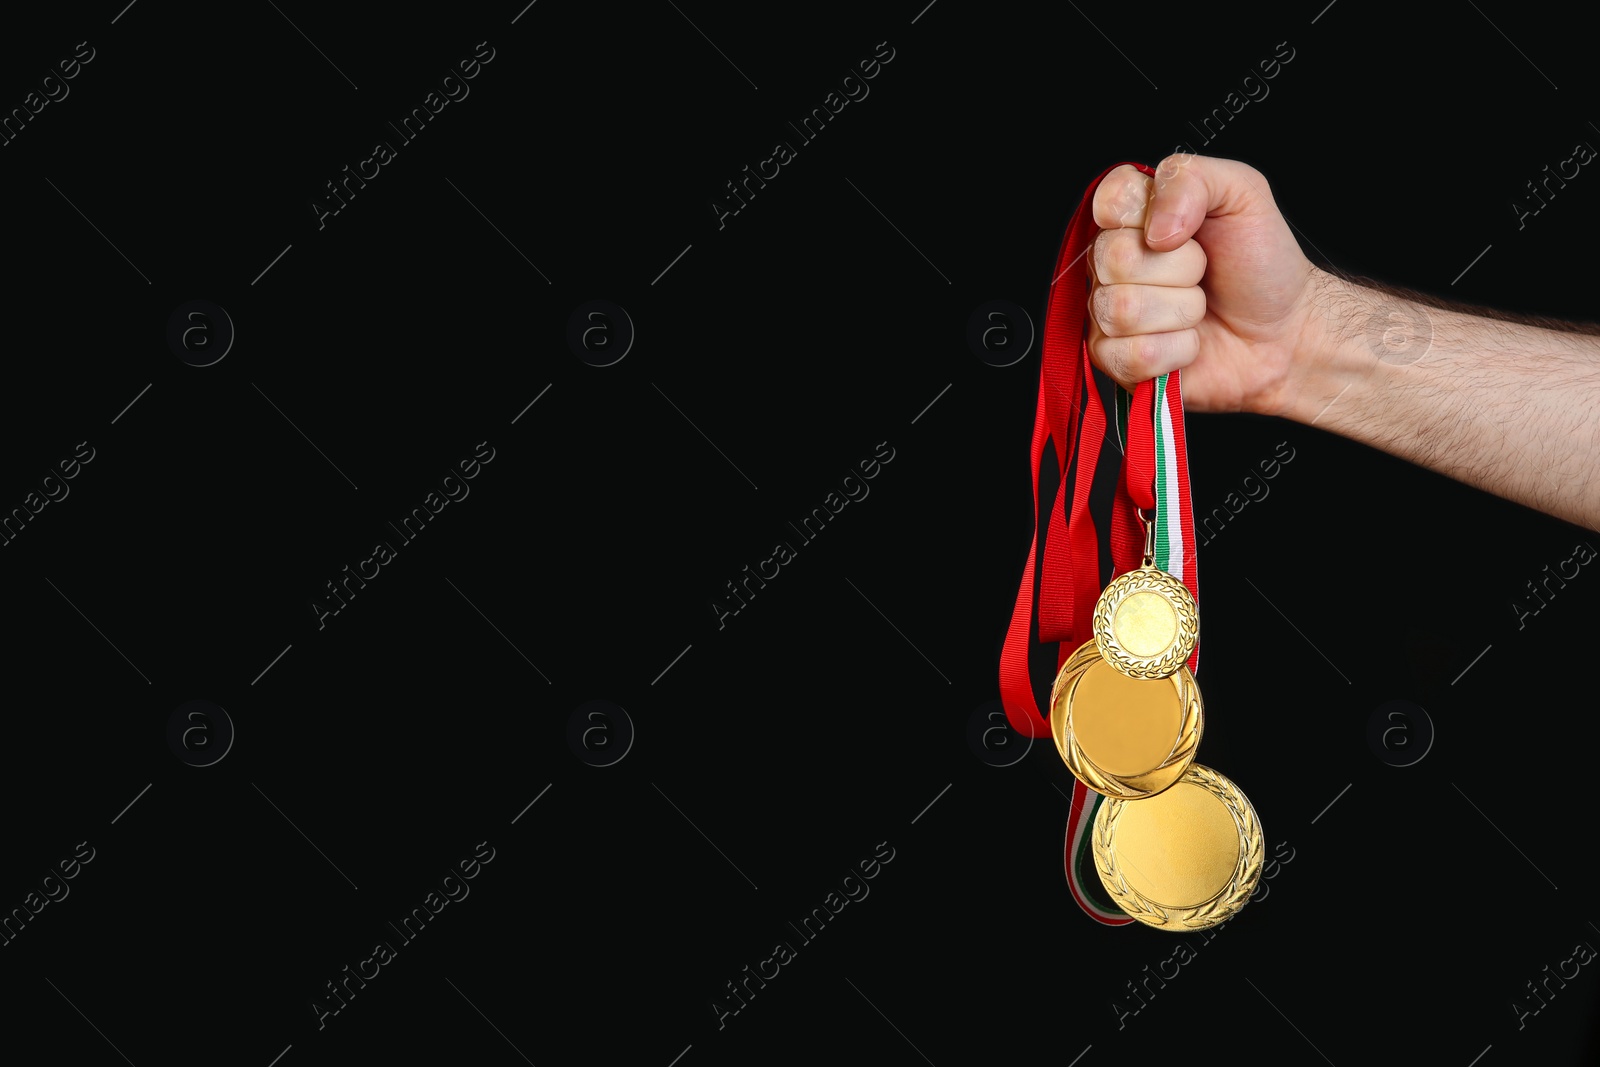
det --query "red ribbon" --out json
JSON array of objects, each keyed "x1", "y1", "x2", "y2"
[{"x1": 999, "y1": 161, "x2": 1159, "y2": 739}]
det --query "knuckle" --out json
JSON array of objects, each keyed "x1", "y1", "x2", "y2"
[
  {"x1": 1094, "y1": 231, "x2": 1140, "y2": 282},
  {"x1": 1155, "y1": 151, "x2": 1196, "y2": 187},
  {"x1": 1108, "y1": 286, "x2": 1140, "y2": 334},
  {"x1": 1094, "y1": 165, "x2": 1141, "y2": 226},
  {"x1": 1091, "y1": 285, "x2": 1115, "y2": 330},
  {"x1": 1099, "y1": 336, "x2": 1132, "y2": 385},
  {"x1": 1238, "y1": 161, "x2": 1272, "y2": 203},
  {"x1": 1104, "y1": 167, "x2": 1151, "y2": 226},
  {"x1": 1108, "y1": 232, "x2": 1142, "y2": 279},
  {"x1": 1087, "y1": 328, "x2": 1108, "y2": 371},
  {"x1": 1091, "y1": 179, "x2": 1114, "y2": 223},
  {"x1": 1126, "y1": 335, "x2": 1158, "y2": 377},
  {"x1": 1086, "y1": 325, "x2": 1118, "y2": 378},
  {"x1": 1092, "y1": 231, "x2": 1114, "y2": 282}
]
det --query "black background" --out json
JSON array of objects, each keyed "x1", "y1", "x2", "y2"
[{"x1": 2, "y1": 2, "x2": 1598, "y2": 1064}]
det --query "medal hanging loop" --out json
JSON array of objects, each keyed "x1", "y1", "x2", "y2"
[
  {"x1": 1137, "y1": 508, "x2": 1155, "y2": 569},
  {"x1": 1092, "y1": 373, "x2": 1199, "y2": 680}
]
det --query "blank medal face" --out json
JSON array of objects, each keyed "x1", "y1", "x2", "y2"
[
  {"x1": 1092, "y1": 566, "x2": 1198, "y2": 679},
  {"x1": 1050, "y1": 639, "x2": 1202, "y2": 800},
  {"x1": 1113, "y1": 781, "x2": 1240, "y2": 908},
  {"x1": 1093, "y1": 765, "x2": 1264, "y2": 931},
  {"x1": 1069, "y1": 659, "x2": 1182, "y2": 776},
  {"x1": 1112, "y1": 590, "x2": 1179, "y2": 658}
]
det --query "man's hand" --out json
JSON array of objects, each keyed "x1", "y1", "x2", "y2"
[
  {"x1": 1080, "y1": 152, "x2": 1600, "y2": 532},
  {"x1": 1086, "y1": 154, "x2": 1321, "y2": 417}
]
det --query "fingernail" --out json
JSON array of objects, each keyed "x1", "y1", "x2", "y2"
[{"x1": 1147, "y1": 213, "x2": 1183, "y2": 244}]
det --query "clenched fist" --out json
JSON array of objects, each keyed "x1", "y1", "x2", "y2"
[
  {"x1": 1086, "y1": 154, "x2": 1324, "y2": 417},
  {"x1": 1080, "y1": 153, "x2": 1600, "y2": 531}
]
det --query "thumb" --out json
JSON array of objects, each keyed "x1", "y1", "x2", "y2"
[{"x1": 1144, "y1": 154, "x2": 1274, "y2": 251}]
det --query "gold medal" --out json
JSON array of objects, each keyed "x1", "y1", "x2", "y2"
[
  {"x1": 1049, "y1": 638, "x2": 1201, "y2": 800},
  {"x1": 1092, "y1": 512, "x2": 1198, "y2": 679},
  {"x1": 1092, "y1": 764, "x2": 1262, "y2": 931}
]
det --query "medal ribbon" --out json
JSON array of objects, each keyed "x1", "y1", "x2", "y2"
[
  {"x1": 998, "y1": 162, "x2": 1136, "y2": 742},
  {"x1": 1115, "y1": 373, "x2": 1200, "y2": 641},
  {"x1": 998, "y1": 163, "x2": 1201, "y2": 924}
]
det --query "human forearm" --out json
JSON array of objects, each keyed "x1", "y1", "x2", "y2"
[
  {"x1": 1285, "y1": 270, "x2": 1600, "y2": 530},
  {"x1": 1085, "y1": 156, "x2": 1600, "y2": 530}
]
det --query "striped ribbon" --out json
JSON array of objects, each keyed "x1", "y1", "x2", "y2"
[{"x1": 1137, "y1": 373, "x2": 1199, "y2": 621}]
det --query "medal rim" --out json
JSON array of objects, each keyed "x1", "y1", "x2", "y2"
[
  {"x1": 1049, "y1": 639, "x2": 1202, "y2": 801},
  {"x1": 1092, "y1": 565, "x2": 1198, "y2": 680},
  {"x1": 1092, "y1": 764, "x2": 1264, "y2": 931}
]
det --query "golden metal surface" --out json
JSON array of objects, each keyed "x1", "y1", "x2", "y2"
[
  {"x1": 1093, "y1": 565, "x2": 1198, "y2": 679},
  {"x1": 1113, "y1": 591, "x2": 1178, "y2": 657},
  {"x1": 1093, "y1": 764, "x2": 1263, "y2": 931},
  {"x1": 1049, "y1": 639, "x2": 1202, "y2": 800}
]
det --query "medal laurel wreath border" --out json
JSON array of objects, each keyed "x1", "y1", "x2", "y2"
[
  {"x1": 1092, "y1": 567, "x2": 1199, "y2": 680},
  {"x1": 1050, "y1": 640, "x2": 1203, "y2": 801},
  {"x1": 1092, "y1": 764, "x2": 1265, "y2": 930}
]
